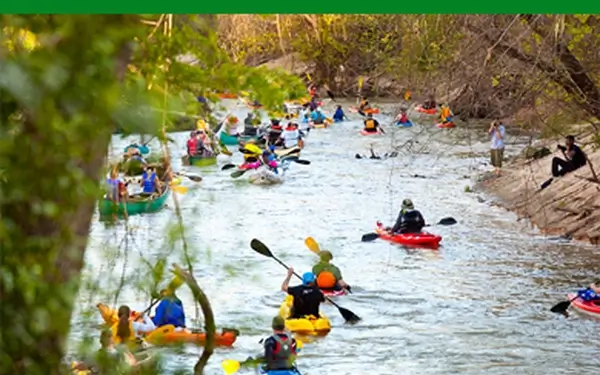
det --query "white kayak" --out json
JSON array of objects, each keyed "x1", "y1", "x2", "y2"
[{"x1": 247, "y1": 166, "x2": 285, "y2": 185}]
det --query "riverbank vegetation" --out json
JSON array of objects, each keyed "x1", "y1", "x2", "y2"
[{"x1": 216, "y1": 14, "x2": 600, "y2": 137}]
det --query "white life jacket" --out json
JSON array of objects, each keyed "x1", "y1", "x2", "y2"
[{"x1": 281, "y1": 129, "x2": 299, "y2": 148}]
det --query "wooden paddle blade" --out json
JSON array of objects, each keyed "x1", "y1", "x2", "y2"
[
  {"x1": 250, "y1": 239, "x2": 274, "y2": 258},
  {"x1": 338, "y1": 306, "x2": 361, "y2": 323},
  {"x1": 294, "y1": 159, "x2": 311, "y2": 165},
  {"x1": 221, "y1": 164, "x2": 236, "y2": 171},
  {"x1": 282, "y1": 147, "x2": 301, "y2": 156},
  {"x1": 305, "y1": 237, "x2": 320, "y2": 254},
  {"x1": 550, "y1": 300, "x2": 571, "y2": 314},
  {"x1": 438, "y1": 217, "x2": 457, "y2": 225},
  {"x1": 230, "y1": 169, "x2": 247, "y2": 178},
  {"x1": 221, "y1": 360, "x2": 241, "y2": 375},
  {"x1": 361, "y1": 233, "x2": 379, "y2": 242}
]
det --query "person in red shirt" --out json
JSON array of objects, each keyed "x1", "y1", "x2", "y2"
[{"x1": 186, "y1": 131, "x2": 198, "y2": 156}]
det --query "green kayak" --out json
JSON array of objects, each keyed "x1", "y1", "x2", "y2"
[
  {"x1": 186, "y1": 155, "x2": 217, "y2": 167},
  {"x1": 219, "y1": 132, "x2": 240, "y2": 146},
  {"x1": 98, "y1": 186, "x2": 171, "y2": 217}
]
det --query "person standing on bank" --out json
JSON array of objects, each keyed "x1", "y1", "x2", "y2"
[{"x1": 489, "y1": 120, "x2": 506, "y2": 176}]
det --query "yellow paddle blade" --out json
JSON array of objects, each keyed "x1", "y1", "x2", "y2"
[
  {"x1": 307, "y1": 73, "x2": 312, "y2": 81},
  {"x1": 304, "y1": 237, "x2": 320, "y2": 254},
  {"x1": 296, "y1": 338, "x2": 304, "y2": 350},
  {"x1": 221, "y1": 360, "x2": 241, "y2": 375},
  {"x1": 171, "y1": 184, "x2": 188, "y2": 194},
  {"x1": 358, "y1": 76, "x2": 364, "y2": 89}
]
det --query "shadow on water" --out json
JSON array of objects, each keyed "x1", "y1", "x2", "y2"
[{"x1": 75, "y1": 100, "x2": 600, "y2": 374}]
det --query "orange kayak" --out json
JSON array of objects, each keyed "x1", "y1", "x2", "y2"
[
  {"x1": 96, "y1": 303, "x2": 238, "y2": 347},
  {"x1": 217, "y1": 93, "x2": 238, "y2": 99},
  {"x1": 416, "y1": 105, "x2": 437, "y2": 115},
  {"x1": 349, "y1": 106, "x2": 380, "y2": 115}
]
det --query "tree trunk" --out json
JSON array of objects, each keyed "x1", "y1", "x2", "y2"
[{"x1": 0, "y1": 15, "x2": 135, "y2": 375}]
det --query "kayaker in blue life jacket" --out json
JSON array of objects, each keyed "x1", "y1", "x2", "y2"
[
  {"x1": 333, "y1": 105, "x2": 346, "y2": 122},
  {"x1": 152, "y1": 280, "x2": 186, "y2": 329},
  {"x1": 140, "y1": 167, "x2": 161, "y2": 195},
  {"x1": 390, "y1": 198, "x2": 426, "y2": 234},
  {"x1": 262, "y1": 316, "x2": 298, "y2": 371},
  {"x1": 310, "y1": 109, "x2": 325, "y2": 125}
]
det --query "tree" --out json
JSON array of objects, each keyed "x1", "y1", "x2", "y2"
[{"x1": 0, "y1": 14, "x2": 304, "y2": 375}]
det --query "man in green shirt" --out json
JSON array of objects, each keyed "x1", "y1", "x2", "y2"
[{"x1": 311, "y1": 250, "x2": 351, "y2": 292}]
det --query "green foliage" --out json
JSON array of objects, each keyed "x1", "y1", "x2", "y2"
[{"x1": 0, "y1": 14, "x2": 307, "y2": 375}]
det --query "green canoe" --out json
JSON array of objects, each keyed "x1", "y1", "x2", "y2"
[
  {"x1": 98, "y1": 186, "x2": 171, "y2": 217},
  {"x1": 181, "y1": 155, "x2": 218, "y2": 167}
]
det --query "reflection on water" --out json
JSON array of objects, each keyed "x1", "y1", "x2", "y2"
[{"x1": 75, "y1": 101, "x2": 600, "y2": 374}]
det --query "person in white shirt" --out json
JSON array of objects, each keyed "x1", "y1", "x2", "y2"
[
  {"x1": 489, "y1": 120, "x2": 506, "y2": 176},
  {"x1": 280, "y1": 123, "x2": 303, "y2": 149}
]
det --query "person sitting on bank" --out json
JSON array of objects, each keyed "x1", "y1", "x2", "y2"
[
  {"x1": 312, "y1": 250, "x2": 351, "y2": 292},
  {"x1": 540, "y1": 135, "x2": 587, "y2": 190}
]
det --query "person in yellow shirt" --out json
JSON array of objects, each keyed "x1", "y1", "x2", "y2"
[{"x1": 440, "y1": 104, "x2": 454, "y2": 124}]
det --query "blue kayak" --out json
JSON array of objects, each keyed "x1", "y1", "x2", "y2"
[
  {"x1": 396, "y1": 121, "x2": 413, "y2": 127},
  {"x1": 257, "y1": 367, "x2": 301, "y2": 375},
  {"x1": 124, "y1": 144, "x2": 150, "y2": 154}
]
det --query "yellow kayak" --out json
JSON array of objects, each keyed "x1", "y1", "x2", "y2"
[
  {"x1": 278, "y1": 295, "x2": 331, "y2": 336},
  {"x1": 312, "y1": 118, "x2": 333, "y2": 129}
]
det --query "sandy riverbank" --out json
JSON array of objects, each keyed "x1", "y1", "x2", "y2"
[{"x1": 476, "y1": 139, "x2": 600, "y2": 245}]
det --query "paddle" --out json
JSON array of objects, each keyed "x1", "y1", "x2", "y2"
[
  {"x1": 361, "y1": 217, "x2": 458, "y2": 242},
  {"x1": 550, "y1": 283, "x2": 600, "y2": 315},
  {"x1": 174, "y1": 172, "x2": 202, "y2": 182},
  {"x1": 304, "y1": 237, "x2": 352, "y2": 294},
  {"x1": 221, "y1": 340, "x2": 304, "y2": 375},
  {"x1": 170, "y1": 184, "x2": 188, "y2": 194},
  {"x1": 249, "y1": 238, "x2": 361, "y2": 323},
  {"x1": 305, "y1": 236, "x2": 320, "y2": 255},
  {"x1": 230, "y1": 169, "x2": 250, "y2": 178}
]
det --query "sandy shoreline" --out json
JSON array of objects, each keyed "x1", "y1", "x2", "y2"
[{"x1": 476, "y1": 140, "x2": 600, "y2": 245}]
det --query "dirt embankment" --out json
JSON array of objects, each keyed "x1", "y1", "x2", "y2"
[{"x1": 478, "y1": 139, "x2": 600, "y2": 245}]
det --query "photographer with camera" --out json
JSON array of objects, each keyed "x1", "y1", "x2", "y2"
[
  {"x1": 540, "y1": 135, "x2": 587, "y2": 190},
  {"x1": 489, "y1": 120, "x2": 506, "y2": 176}
]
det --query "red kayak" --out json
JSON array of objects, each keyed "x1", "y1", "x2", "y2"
[
  {"x1": 436, "y1": 122, "x2": 456, "y2": 129},
  {"x1": 567, "y1": 293, "x2": 600, "y2": 317},
  {"x1": 360, "y1": 129, "x2": 381, "y2": 136},
  {"x1": 375, "y1": 222, "x2": 442, "y2": 249},
  {"x1": 321, "y1": 289, "x2": 346, "y2": 297},
  {"x1": 416, "y1": 105, "x2": 437, "y2": 115}
]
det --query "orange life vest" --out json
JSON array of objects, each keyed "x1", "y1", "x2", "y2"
[{"x1": 365, "y1": 119, "x2": 376, "y2": 130}]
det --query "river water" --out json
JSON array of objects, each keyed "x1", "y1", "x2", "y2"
[{"x1": 75, "y1": 101, "x2": 600, "y2": 375}]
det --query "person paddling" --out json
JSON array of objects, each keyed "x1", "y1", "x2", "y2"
[
  {"x1": 388, "y1": 198, "x2": 426, "y2": 234},
  {"x1": 440, "y1": 104, "x2": 453, "y2": 124},
  {"x1": 261, "y1": 316, "x2": 298, "y2": 372},
  {"x1": 333, "y1": 105, "x2": 347, "y2": 122},
  {"x1": 363, "y1": 113, "x2": 383, "y2": 134},
  {"x1": 281, "y1": 268, "x2": 324, "y2": 319},
  {"x1": 152, "y1": 278, "x2": 186, "y2": 330},
  {"x1": 312, "y1": 250, "x2": 351, "y2": 293},
  {"x1": 111, "y1": 305, "x2": 156, "y2": 347},
  {"x1": 140, "y1": 166, "x2": 162, "y2": 196}
]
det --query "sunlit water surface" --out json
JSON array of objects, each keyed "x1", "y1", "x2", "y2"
[{"x1": 72, "y1": 100, "x2": 600, "y2": 375}]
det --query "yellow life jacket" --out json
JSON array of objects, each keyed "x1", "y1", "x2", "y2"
[
  {"x1": 196, "y1": 119, "x2": 208, "y2": 131},
  {"x1": 111, "y1": 321, "x2": 136, "y2": 345},
  {"x1": 365, "y1": 119, "x2": 376, "y2": 130}
]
